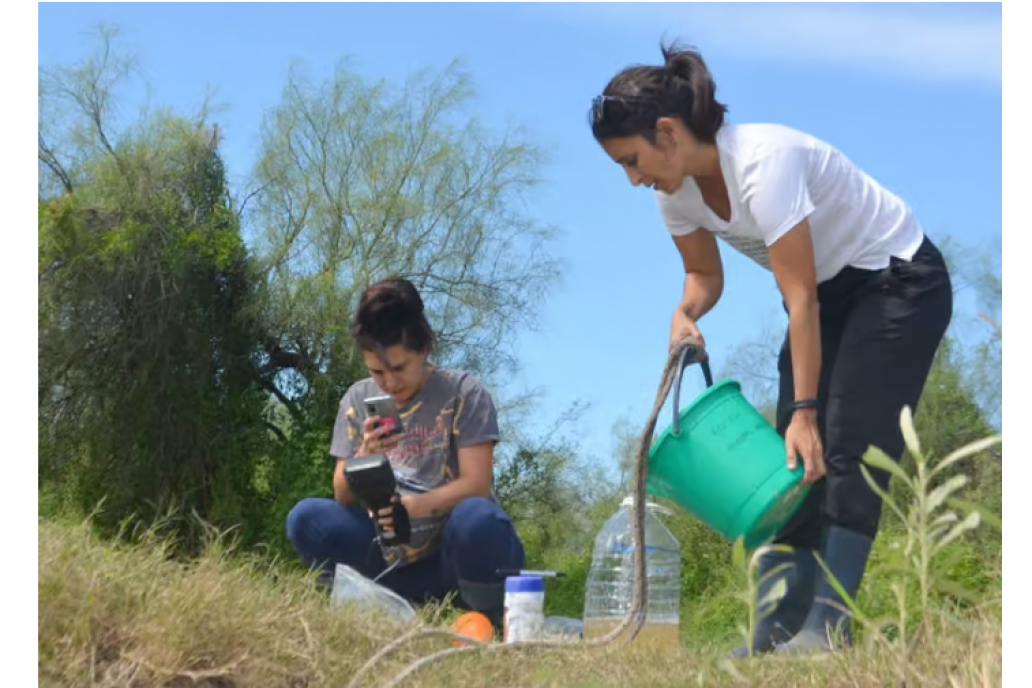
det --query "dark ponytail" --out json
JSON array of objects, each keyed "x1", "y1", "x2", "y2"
[
  {"x1": 590, "y1": 40, "x2": 728, "y2": 145},
  {"x1": 352, "y1": 277, "x2": 436, "y2": 354}
]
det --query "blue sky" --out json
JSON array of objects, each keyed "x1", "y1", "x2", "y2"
[{"x1": 38, "y1": 2, "x2": 1003, "y2": 466}]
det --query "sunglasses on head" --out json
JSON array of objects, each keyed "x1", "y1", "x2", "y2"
[{"x1": 590, "y1": 94, "x2": 659, "y2": 125}]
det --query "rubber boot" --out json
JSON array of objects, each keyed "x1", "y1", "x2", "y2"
[
  {"x1": 730, "y1": 546, "x2": 817, "y2": 658},
  {"x1": 458, "y1": 579, "x2": 507, "y2": 633},
  {"x1": 776, "y1": 526, "x2": 874, "y2": 654}
]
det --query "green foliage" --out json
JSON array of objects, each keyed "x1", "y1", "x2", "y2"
[
  {"x1": 664, "y1": 507, "x2": 738, "y2": 603},
  {"x1": 38, "y1": 34, "x2": 270, "y2": 549},
  {"x1": 248, "y1": 57, "x2": 560, "y2": 393},
  {"x1": 857, "y1": 408, "x2": 1001, "y2": 643},
  {"x1": 861, "y1": 530, "x2": 999, "y2": 635},
  {"x1": 885, "y1": 337, "x2": 1002, "y2": 556},
  {"x1": 251, "y1": 426, "x2": 343, "y2": 563},
  {"x1": 540, "y1": 549, "x2": 594, "y2": 619},
  {"x1": 495, "y1": 403, "x2": 615, "y2": 563},
  {"x1": 38, "y1": 122, "x2": 269, "y2": 549}
]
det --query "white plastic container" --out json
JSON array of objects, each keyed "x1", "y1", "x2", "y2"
[{"x1": 503, "y1": 575, "x2": 545, "y2": 643}]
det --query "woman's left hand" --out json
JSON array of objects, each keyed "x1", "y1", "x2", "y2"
[
  {"x1": 785, "y1": 411, "x2": 826, "y2": 485},
  {"x1": 373, "y1": 495, "x2": 419, "y2": 534}
]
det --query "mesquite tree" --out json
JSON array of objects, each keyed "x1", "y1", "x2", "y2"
[{"x1": 246, "y1": 60, "x2": 561, "y2": 429}]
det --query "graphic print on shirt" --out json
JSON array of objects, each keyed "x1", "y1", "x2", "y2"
[
  {"x1": 333, "y1": 369, "x2": 499, "y2": 566},
  {"x1": 340, "y1": 398, "x2": 453, "y2": 564},
  {"x1": 716, "y1": 232, "x2": 772, "y2": 270}
]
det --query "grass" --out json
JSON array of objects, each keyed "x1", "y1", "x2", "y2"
[
  {"x1": 39, "y1": 517, "x2": 1000, "y2": 688},
  {"x1": 39, "y1": 411, "x2": 1002, "y2": 688}
]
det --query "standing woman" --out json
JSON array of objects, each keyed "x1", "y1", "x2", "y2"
[{"x1": 589, "y1": 42, "x2": 953, "y2": 655}]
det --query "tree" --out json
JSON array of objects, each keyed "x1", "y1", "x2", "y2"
[
  {"x1": 38, "y1": 25, "x2": 138, "y2": 200},
  {"x1": 922, "y1": 236, "x2": 1000, "y2": 428},
  {"x1": 717, "y1": 313, "x2": 784, "y2": 424},
  {"x1": 494, "y1": 401, "x2": 615, "y2": 558},
  {"x1": 245, "y1": 59, "x2": 562, "y2": 435},
  {"x1": 38, "y1": 33, "x2": 269, "y2": 547}
]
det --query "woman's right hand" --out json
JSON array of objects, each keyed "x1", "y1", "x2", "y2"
[
  {"x1": 670, "y1": 307, "x2": 705, "y2": 355},
  {"x1": 358, "y1": 416, "x2": 401, "y2": 456}
]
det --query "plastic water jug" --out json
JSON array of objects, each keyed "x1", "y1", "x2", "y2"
[{"x1": 582, "y1": 496, "x2": 682, "y2": 650}]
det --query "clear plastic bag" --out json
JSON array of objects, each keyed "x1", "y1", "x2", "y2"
[
  {"x1": 542, "y1": 616, "x2": 584, "y2": 640},
  {"x1": 330, "y1": 563, "x2": 418, "y2": 624}
]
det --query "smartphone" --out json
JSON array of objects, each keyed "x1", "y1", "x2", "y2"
[{"x1": 364, "y1": 395, "x2": 404, "y2": 437}]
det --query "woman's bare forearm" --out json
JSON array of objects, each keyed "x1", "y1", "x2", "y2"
[
  {"x1": 677, "y1": 271, "x2": 723, "y2": 321},
  {"x1": 332, "y1": 459, "x2": 357, "y2": 506}
]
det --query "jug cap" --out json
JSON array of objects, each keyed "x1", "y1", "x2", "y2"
[{"x1": 621, "y1": 495, "x2": 674, "y2": 515}]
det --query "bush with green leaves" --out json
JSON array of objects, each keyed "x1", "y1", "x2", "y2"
[
  {"x1": 38, "y1": 122, "x2": 270, "y2": 550},
  {"x1": 725, "y1": 407, "x2": 1001, "y2": 658}
]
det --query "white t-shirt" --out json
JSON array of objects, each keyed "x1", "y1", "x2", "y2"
[{"x1": 656, "y1": 123, "x2": 924, "y2": 284}]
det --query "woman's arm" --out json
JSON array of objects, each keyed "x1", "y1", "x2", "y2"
[
  {"x1": 743, "y1": 146, "x2": 821, "y2": 403},
  {"x1": 766, "y1": 219, "x2": 825, "y2": 484},
  {"x1": 328, "y1": 390, "x2": 365, "y2": 507},
  {"x1": 671, "y1": 227, "x2": 724, "y2": 321},
  {"x1": 403, "y1": 443, "x2": 493, "y2": 519},
  {"x1": 332, "y1": 457, "x2": 356, "y2": 506},
  {"x1": 766, "y1": 220, "x2": 821, "y2": 403},
  {"x1": 744, "y1": 146, "x2": 825, "y2": 484}
]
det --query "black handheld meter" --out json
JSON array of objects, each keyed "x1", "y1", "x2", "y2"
[{"x1": 343, "y1": 453, "x2": 411, "y2": 546}]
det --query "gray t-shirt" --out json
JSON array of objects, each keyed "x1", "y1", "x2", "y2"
[{"x1": 330, "y1": 367, "x2": 500, "y2": 566}]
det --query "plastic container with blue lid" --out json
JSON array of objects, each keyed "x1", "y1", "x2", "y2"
[
  {"x1": 504, "y1": 575, "x2": 545, "y2": 642},
  {"x1": 505, "y1": 576, "x2": 545, "y2": 593}
]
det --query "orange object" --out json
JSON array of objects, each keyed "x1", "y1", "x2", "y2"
[{"x1": 450, "y1": 611, "x2": 495, "y2": 646}]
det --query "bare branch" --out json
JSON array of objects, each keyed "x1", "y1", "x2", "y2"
[
  {"x1": 264, "y1": 420, "x2": 288, "y2": 443},
  {"x1": 249, "y1": 363, "x2": 303, "y2": 422},
  {"x1": 978, "y1": 311, "x2": 1002, "y2": 337},
  {"x1": 38, "y1": 133, "x2": 74, "y2": 194}
]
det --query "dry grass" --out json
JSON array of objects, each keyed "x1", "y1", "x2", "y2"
[{"x1": 39, "y1": 518, "x2": 1000, "y2": 688}]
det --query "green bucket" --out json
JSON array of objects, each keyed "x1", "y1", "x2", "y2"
[{"x1": 646, "y1": 348, "x2": 810, "y2": 550}]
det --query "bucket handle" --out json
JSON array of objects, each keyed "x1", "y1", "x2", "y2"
[{"x1": 671, "y1": 344, "x2": 714, "y2": 437}]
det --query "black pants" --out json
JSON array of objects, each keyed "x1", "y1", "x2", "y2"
[{"x1": 773, "y1": 236, "x2": 954, "y2": 548}]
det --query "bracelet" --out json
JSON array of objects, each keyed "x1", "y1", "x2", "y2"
[{"x1": 792, "y1": 398, "x2": 820, "y2": 412}]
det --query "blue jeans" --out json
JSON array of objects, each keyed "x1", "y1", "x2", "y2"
[{"x1": 285, "y1": 496, "x2": 525, "y2": 619}]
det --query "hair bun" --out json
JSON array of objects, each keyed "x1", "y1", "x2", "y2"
[
  {"x1": 592, "y1": 38, "x2": 727, "y2": 147},
  {"x1": 396, "y1": 278, "x2": 425, "y2": 315},
  {"x1": 357, "y1": 277, "x2": 424, "y2": 329},
  {"x1": 353, "y1": 276, "x2": 436, "y2": 354},
  {"x1": 662, "y1": 47, "x2": 695, "y2": 82}
]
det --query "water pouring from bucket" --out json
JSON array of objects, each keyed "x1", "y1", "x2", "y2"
[{"x1": 645, "y1": 345, "x2": 811, "y2": 550}]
